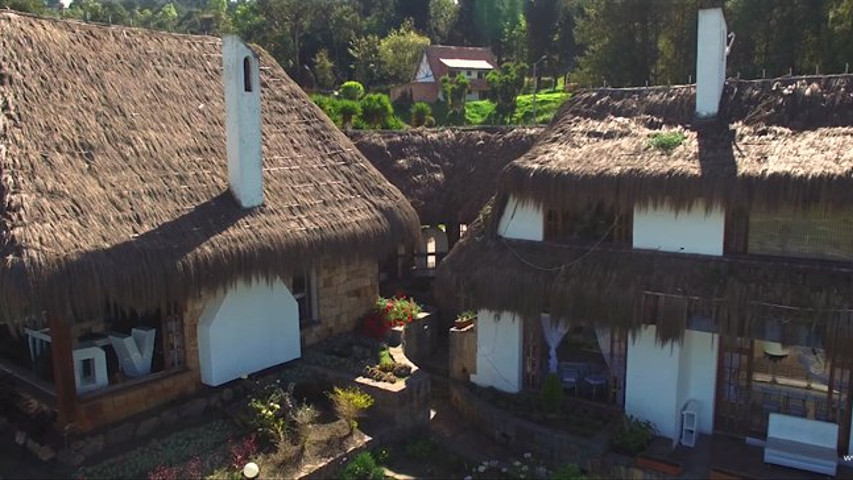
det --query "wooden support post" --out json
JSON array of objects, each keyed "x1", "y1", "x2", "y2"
[
  {"x1": 47, "y1": 314, "x2": 77, "y2": 428},
  {"x1": 446, "y1": 222, "x2": 461, "y2": 250}
]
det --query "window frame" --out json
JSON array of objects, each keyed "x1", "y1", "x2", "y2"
[{"x1": 293, "y1": 267, "x2": 319, "y2": 326}]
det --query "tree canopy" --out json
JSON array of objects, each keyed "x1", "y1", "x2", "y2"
[{"x1": 7, "y1": 0, "x2": 853, "y2": 89}]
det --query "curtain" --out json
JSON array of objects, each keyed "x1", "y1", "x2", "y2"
[
  {"x1": 541, "y1": 314, "x2": 570, "y2": 373},
  {"x1": 596, "y1": 326, "x2": 612, "y2": 372}
]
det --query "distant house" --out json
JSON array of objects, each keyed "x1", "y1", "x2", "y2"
[
  {"x1": 0, "y1": 13, "x2": 418, "y2": 433},
  {"x1": 391, "y1": 45, "x2": 498, "y2": 103}
]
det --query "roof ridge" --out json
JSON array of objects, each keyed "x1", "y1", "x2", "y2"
[{"x1": 0, "y1": 10, "x2": 220, "y2": 41}]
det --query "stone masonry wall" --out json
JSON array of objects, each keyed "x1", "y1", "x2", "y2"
[{"x1": 302, "y1": 257, "x2": 379, "y2": 346}]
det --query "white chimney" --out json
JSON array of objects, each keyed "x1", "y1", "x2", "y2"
[
  {"x1": 222, "y1": 35, "x2": 263, "y2": 208},
  {"x1": 695, "y1": 8, "x2": 729, "y2": 119}
]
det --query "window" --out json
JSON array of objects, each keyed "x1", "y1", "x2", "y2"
[
  {"x1": 477, "y1": 71, "x2": 485, "y2": 79},
  {"x1": 293, "y1": 268, "x2": 318, "y2": 325},
  {"x1": 79, "y1": 358, "x2": 95, "y2": 386},
  {"x1": 726, "y1": 206, "x2": 853, "y2": 261},
  {"x1": 466, "y1": 70, "x2": 472, "y2": 77},
  {"x1": 243, "y1": 56, "x2": 253, "y2": 92},
  {"x1": 543, "y1": 201, "x2": 632, "y2": 245}
]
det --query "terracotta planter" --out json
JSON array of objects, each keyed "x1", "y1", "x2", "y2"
[
  {"x1": 454, "y1": 317, "x2": 475, "y2": 330},
  {"x1": 635, "y1": 454, "x2": 683, "y2": 476}
]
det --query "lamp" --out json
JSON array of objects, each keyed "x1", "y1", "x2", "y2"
[{"x1": 243, "y1": 462, "x2": 259, "y2": 479}]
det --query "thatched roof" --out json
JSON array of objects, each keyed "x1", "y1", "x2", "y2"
[
  {"x1": 0, "y1": 13, "x2": 420, "y2": 323},
  {"x1": 348, "y1": 127, "x2": 541, "y2": 225},
  {"x1": 503, "y1": 76, "x2": 853, "y2": 211},
  {"x1": 436, "y1": 202, "x2": 853, "y2": 345}
]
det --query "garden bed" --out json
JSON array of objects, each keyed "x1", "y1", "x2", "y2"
[
  {"x1": 73, "y1": 364, "x2": 382, "y2": 480},
  {"x1": 302, "y1": 333, "x2": 413, "y2": 384},
  {"x1": 468, "y1": 384, "x2": 616, "y2": 438},
  {"x1": 451, "y1": 382, "x2": 616, "y2": 468}
]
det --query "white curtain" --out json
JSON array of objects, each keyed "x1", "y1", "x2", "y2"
[
  {"x1": 595, "y1": 326, "x2": 612, "y2": 372},
  {"x1": 541, "y1": 314, "x2": 570, "y2": 373}
]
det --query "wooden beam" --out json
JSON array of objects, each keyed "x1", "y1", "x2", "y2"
[
  {"x1": 47, "y1": 314, "x2": 77, "y2": 427},
  {"x1": 446, "y1": 222, "x2": 461, "y2": 250}
]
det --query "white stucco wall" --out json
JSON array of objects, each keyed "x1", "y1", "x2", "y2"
[
  {"x1": 497, "y1": 195, "x2": 544, "y2": 241},
  {"x1": 626, "y1": 326, "x2": 682, "y2": 441},
  {"x1": 471, "y1": 310, "x2": 523, "y2": 393},
  {"x1": 414, "y1": 54, "x2": 433, "y2": 82},
  {"x1": 223, "y1": 35, "x2": 264, "y2": 208},
  {"x1": 626, "y1": 326, "x2": 719, "y2": 443},
  {"x1": 682, "y1": 330, "x2": 719, "y2": 434},
  {"x1": 633, "y1": 202, "x2": 725, "y2": 256},
  {"x1": 197, "y1": 278, "x2": 300, "y2": 386}
]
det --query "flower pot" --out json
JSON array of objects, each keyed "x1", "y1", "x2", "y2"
[
  {"x1": 386, "y1": 325, "x2": 404, "y2": 347},
  {"x1": 454, "y1": 317, "x2": 474, "y2": 330}
]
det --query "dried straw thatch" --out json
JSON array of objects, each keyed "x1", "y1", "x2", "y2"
[
  {"x1": 503, "y1": 76, "x2": 853, "y2": 212},
  {"x1": 348, "y1": 127, "x2": 541, "y2": 225},
  {"x1": 437, "y1": 76, "x2": 853, "y2": 344},
  {"x1": 0, "y1": 13, "x2": 420, "y2": 324},
  {"x1": 436, "y1": 205, "x2": 853, "y2": 345}
]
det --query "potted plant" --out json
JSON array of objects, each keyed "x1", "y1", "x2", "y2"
[
  {"x1": 611, "y1": 415, "x2": 655, "y2": 457},
  {"x1": 454, "y1": 310, "x2": 476, "y2": 330},
  {"x1": 375, "y1": 296, "x2": 421, "y2": 347}
]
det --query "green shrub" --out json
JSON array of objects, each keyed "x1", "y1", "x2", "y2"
[
  {"x1": 648, "y1": 131, "x2": 686, "y2": 152},
  {"x1": 311, "y1": 94, "x2": 341, "y2": 126},
  {"x1": 424, "y1": 116, "x2": 436, "y2": 127},
  {"x1": 552, "y1": 464, "x2": 587, "y2": 480},
  {"x1": 410, "y1": 101, "x2": 432, "y2": 127},
  {"x1": 338, "y1": 451, "x2": 385, "y2": 480},
  {"x1": 329, "y1": 386, "x2": 375, "y2": 431},
  {"x1": 247, "y1": 385, "x2": 292, "y2": 445},
  {"x1": 360, "y1": 93, "x2": 394, "y2": 129},
  {"x1": 338, "y1": 100, "x2": 361, "y2": 129},
  {"x1": 612, "y1": 415, "x2": 655, "y2": 456},
  {"x1": 339, "y1": 81, "x2": 365, "y2": 100},
  {"x1": 541, "y1": 373, "x2": 564, "y2": 413}
]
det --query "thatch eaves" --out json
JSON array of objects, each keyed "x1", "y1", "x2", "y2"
[
  {"x1": 0, "y1": 13, "x2": 420, "y2": 323},
  {"x1": 503, "y1": 76, "x2": 853, "y2": 211},
  {"x1": 348, "y1": 127, "x2": 542, "y2": 225},
  {"x1": 436, "y1": 205, "x2": 853, "y2": 345}
]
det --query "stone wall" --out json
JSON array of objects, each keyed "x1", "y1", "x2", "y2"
[
  {"x1": 402, "y1": 311, "x2": 436, "y2": 365},
  {"x1": 448, "y1": 323, "x2": 476, "y2": 381},
  {"x1": 449, "y1": 382, "x2": 613, "y2": 467},
  {"x1": 307, "y1": 346, "x2": 431, "y2": 434},
  {"x1": 73, "y1": 298, "x2": 206, "y2": 432},
  {"x1": 302, "y1": 257, "x2": 379, "y2": 346}
]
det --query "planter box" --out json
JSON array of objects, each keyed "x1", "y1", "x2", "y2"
[
  {"x1": 386, "y1": 326, "x2": 404, "y2": 347},
  {"x1": 635, "y1": 454, "x2": 683, "y2": 477},
  {"x1": 402, "y1": 310, "x2": 434, "y2": 362}
]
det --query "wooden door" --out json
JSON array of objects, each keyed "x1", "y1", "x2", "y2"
[
  {"x1": 523, "y1": 317, "x2": 543, "y2": 390},
  {"x1": 825, "y1": 319, "x2": 853, "y2": 454},
  {"x1": 609, "y1": 327, "x2": 628, "y2": 406},
  {"x1": 714, "y1": 335, "x2": 754, "y2": 437}
]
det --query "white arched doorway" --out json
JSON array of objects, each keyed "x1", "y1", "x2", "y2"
[
  {"x1": 414, "y1": 226, "x2": 449, "y2": 274},
  {"x1": 197, "y1": 278, "x2": 301, "y2": 386}
]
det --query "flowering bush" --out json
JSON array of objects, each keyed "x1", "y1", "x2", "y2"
[
  {"x1": 375, "y1": 296, "x2": 422, "y2": 328},
  {"x1": 361, "y1": 296, "x2": 422, "y2": 339}
]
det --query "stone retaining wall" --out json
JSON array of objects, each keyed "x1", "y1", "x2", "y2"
[
  {"x1": 449, "y1": 382, "x2": 678, "y2": 479},
  {"x1": 449, "y1": 382, "x2": 613, "y2": 467},
  {"x1": 307, "y1": 348, "x2": 431, "y2": 434},
  {"x1": 448, "y1": 323, "x2": 476, "y2": 381}
]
